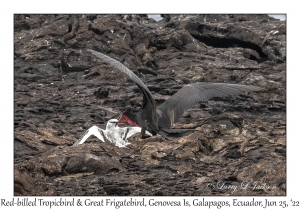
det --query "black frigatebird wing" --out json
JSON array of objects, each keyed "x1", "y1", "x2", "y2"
[
  {"x1": 157, "y1": 83, "x2": 264, "y2": 128},
  {"x1": 87, "y1": 49, "x2": 158, "y2": 132}
]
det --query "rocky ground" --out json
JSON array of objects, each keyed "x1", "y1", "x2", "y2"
[{"x1": 14, "y1": 14, "x2": 286, "y2": 196}]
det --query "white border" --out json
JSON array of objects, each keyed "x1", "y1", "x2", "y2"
[{"x1": 2, "y1": 0, "x2": 296, "y2": 209}]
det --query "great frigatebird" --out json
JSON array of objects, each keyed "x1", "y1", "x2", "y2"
[{"x1": 87, "y1": 49, "x2": 264, "y2": 137}]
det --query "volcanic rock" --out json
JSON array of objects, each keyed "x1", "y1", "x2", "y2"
[{"x1": 14, "y1": 14, "x2": 286, "y2": 196}]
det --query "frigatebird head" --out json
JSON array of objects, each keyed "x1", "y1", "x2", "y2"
[{"x1": 117, "y1": 108, "x2": 139, "y2": 127}]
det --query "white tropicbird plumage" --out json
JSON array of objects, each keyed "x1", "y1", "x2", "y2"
[{"x1": 73, "y1": 119, "x2": 152, "y2": 147}]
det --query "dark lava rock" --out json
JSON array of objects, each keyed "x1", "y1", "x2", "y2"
[
  {"x1": 14, "y1": 14, "x2": 286, "y2": 196},
  {"x1": 94, "y1": 87, "x2": 109, "y2": 99}
]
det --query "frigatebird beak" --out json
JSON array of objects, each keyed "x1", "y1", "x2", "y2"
[
  {"x1": 117, "y1": 112, "x2": 122, "y2": 121},
  {"x1": 117, "y1": 112, "x2": 129, "y2": 126},
  {"x1": 117, "y1": 114, "x2": 127, "y2": 125}
]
